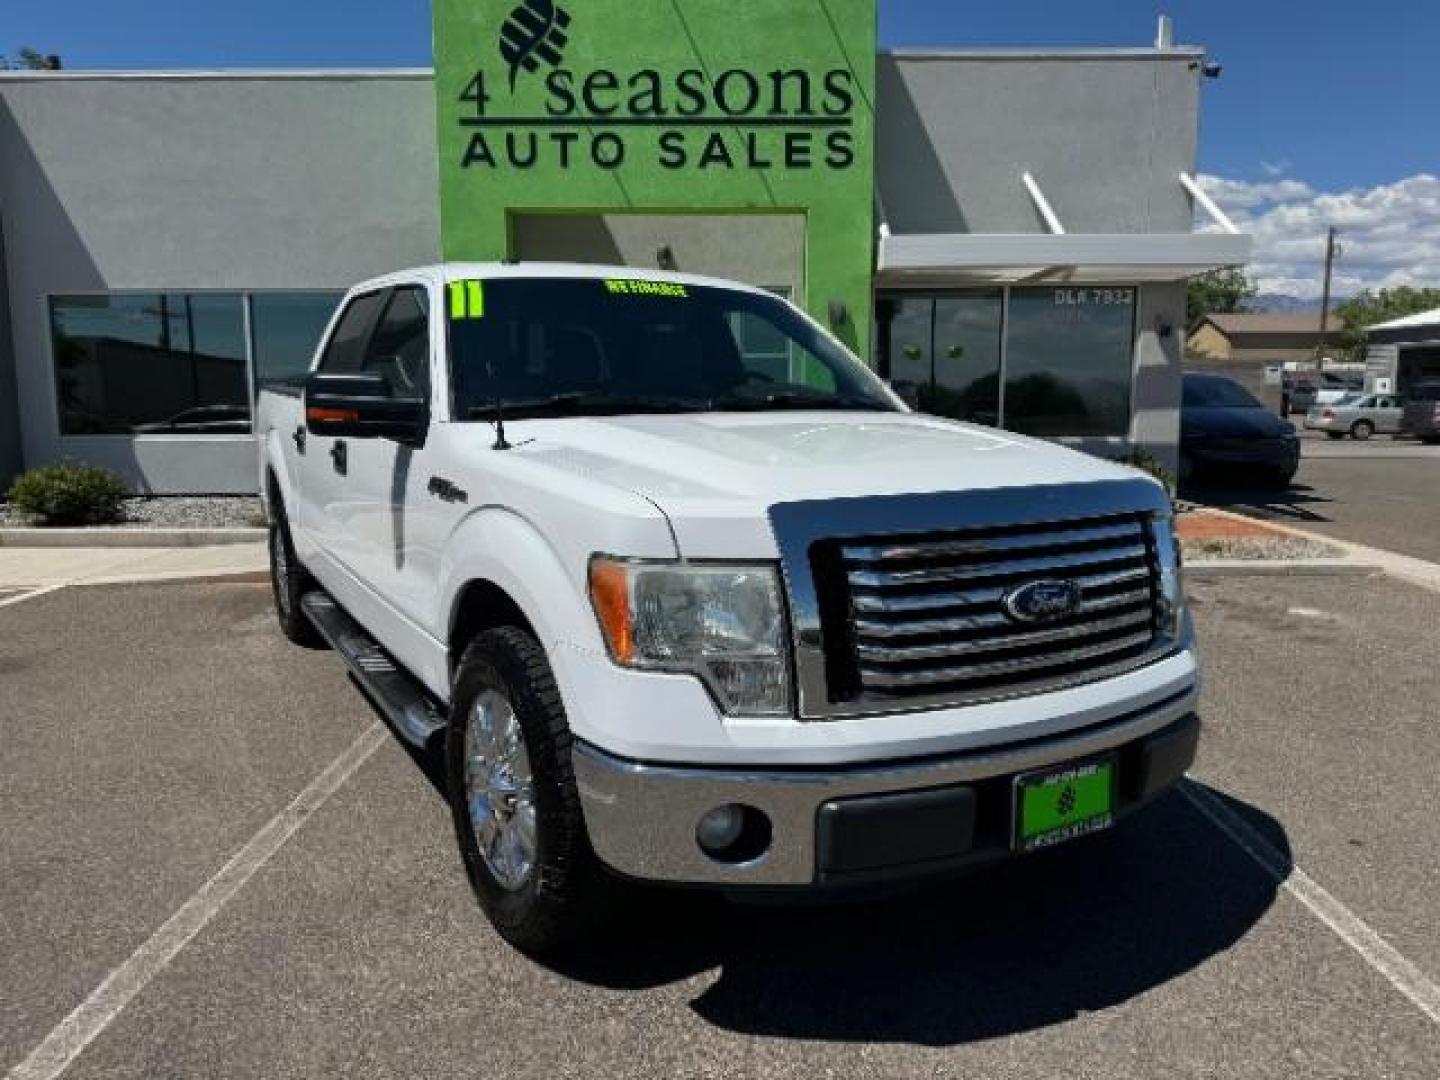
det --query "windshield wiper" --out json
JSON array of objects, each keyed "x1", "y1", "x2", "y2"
[{"x1": 467, "y1": 391, "x2": 703, "y2": 419}]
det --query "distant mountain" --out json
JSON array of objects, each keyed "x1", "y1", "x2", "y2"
[{"x1": 1243, "y1": 293, "x2": 1345, "y2": 315}]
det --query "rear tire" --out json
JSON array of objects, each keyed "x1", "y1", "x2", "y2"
[
  {"x1": 269, "y1": 503, "x2": 322, "y2": 647},
  {"x1": 1350, "y1": 420, "x2": 1374, "y2": 441},
  {"x1": 446, "y1": 626, "x2": 619, "y2": 956}
]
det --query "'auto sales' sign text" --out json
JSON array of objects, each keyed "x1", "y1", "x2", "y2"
[{"x1": 456, "y1": 0, "x2": 857, "y2": 172}]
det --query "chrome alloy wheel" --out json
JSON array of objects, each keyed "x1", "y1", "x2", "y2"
[{"x1": 465, "y1": 689, "x2": 537, "y2": 891}]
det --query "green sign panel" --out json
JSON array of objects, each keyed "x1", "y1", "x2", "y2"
[{"x1": 433, "y1": 0, "x2": 876, "y2": 351}]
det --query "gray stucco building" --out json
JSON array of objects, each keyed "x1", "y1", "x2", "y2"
[{"x1": 0, "y1": 27, "x2": 1248, "y2": 494}]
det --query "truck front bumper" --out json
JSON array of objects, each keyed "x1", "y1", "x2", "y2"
[{"x1": 573, "y1": 688, "x2": 1199, "y2": 887}]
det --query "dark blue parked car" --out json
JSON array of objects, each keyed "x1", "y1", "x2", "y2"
[{"x1": 1180, "y1": 373, "x2": 1300, "y2": 489}]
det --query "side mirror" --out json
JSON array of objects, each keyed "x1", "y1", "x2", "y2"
[
  {"x1": 304, "y1": 372, "x2": 426, "y2": 442},
  {"x1": 889, "y1": 379, "x2": 921, "y2": 409}
]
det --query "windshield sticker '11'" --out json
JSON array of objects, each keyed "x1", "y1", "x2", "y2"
[
  {"x1": 603, "y1": 279, "x2": 688, "y2": 298},
  {"x1": 448, "y1": 280, "x2": 485, "y2": 319}
]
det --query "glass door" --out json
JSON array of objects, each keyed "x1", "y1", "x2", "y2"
[
  {"x1": 876, "y1": 291, "x2": 1003, "y2": 426},
  {"x1": 932, "y1": 293, "x2": 1002, "y2": 426}
]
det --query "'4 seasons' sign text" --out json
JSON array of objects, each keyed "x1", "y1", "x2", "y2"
[{"x1": 456, "y1": 1, "x2": 858, "y2": 174}]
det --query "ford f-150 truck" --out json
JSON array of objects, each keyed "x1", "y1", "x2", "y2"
[{"x1": 257, "y1": 263, "x2": 1199, "y2": 954}]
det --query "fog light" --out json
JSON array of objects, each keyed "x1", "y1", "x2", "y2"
[{"x1": 695, "y1": 804, "x2": 771, "y2": 864}]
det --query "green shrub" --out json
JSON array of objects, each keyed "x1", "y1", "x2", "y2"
[{"x1": 6, "y1": 462, "x2": 129, "y2": 526}]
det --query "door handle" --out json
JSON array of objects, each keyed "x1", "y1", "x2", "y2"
[
  {"x1": 293, "y1": 426, "x2": 306, "y2": 454},
  {"x1": 330, "y1": 439, "x2": 347, "y2": 475}
]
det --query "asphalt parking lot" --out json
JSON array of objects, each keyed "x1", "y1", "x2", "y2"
[
  {"x1": 2, "y1": 576, "x2": 1438, "y2": 1078},
  {"x1": 1185, "y1": 436, "x2": 1440, "y2": 562}
]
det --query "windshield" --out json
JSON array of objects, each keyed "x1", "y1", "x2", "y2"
[
  {"x1": 1183, "y1": 376, "x2": 1264, "y2": 409},
  {"x1": 446, "y1": 277, "x2": 897, "y2": 420}
]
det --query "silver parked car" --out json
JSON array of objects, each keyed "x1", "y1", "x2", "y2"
[{"x1": 1304, "y1": 393, "x2": 1404, "y2": 440}]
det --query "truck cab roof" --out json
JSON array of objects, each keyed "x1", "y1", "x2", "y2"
[{"x1": 346, "y1": 261, "x2": 778, "y2": 300}]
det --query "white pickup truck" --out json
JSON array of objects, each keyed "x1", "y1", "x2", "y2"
[{"x1": 257, "y1": 263, "x2": 1199, "y2": 954}]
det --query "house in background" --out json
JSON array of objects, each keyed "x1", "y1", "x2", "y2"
[{"x1": 1187, "y1": 312, "x2": 1344, "y2": 364}]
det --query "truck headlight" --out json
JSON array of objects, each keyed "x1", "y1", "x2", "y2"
[{"x1": 588, "y1": 558, "x2": 792, "y2": 717}]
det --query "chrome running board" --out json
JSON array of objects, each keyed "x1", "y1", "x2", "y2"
[{"x1": 300, "y1": 591, "x2": 446, "y2": 748}]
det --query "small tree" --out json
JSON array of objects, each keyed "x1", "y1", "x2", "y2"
[
  {"x1": 0, "y1": 47, "x2": 59, "y2": 71},
  {"x1": 1187, "y1": 267, "x2": 1257, "y2": 333},
  {"x1": 1336, "y1": 286, "x2": 1440, "y2": 358}
]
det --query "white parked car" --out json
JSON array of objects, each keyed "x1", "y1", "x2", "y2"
[
  {"x1": 1304, "y1": 393, "x2": 1405, "y2": 439},
  {"x1": 256, "y1": 264, "x2": 1198, "y2": 954}
]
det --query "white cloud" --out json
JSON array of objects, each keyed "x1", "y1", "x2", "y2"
[
  {"x1": 1196, "y1": 172, "x2": 1440, "y2": 299},
  {"x1": 1260, "y1": 159, "x2": 1290, "y2": 178}
]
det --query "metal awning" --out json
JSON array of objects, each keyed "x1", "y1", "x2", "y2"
[
  {"x1": 876, "y1": 231, "x2": 1253, "y2": 285},
  {"x1": 874, "y1": 170, "x2": 1252, "y2": 285}
]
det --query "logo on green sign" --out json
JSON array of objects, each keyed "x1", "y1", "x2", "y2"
[{"x1": 499, "y1": 0, "x2": 572, "y2": 89}]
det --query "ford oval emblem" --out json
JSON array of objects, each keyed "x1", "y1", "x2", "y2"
[{"x1": 1002, "y1": 579, "x2": 1081, "y2": 623}]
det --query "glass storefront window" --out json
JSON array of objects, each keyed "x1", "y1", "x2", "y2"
[
  {"x1": 878, "y1": 286, "x2": 1136, "y2": 437},
  {"x1": 1004, "y1": 287, "x2": 1135, "y2": 437},
  {"x1": 250, "y1": 292, "x2": 343, "y2": 392},
  {"x1": 51, "y1": 293, "x2": 250, "y2": 435}
]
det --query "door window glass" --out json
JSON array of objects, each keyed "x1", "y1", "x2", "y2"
[
  {"x1": 318, "y1": 291, "x2": 386, "y2": 374},
  {"x1": 364, "y1": 287, "x2": 431, "y2": 398}
]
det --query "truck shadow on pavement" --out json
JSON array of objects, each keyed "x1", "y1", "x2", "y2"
[
  {"x1": 391, "y1": 728, "x2": 1284, "y2": 1048},
  {"x1": 400, "y1": 718, "x2": 1289, "y2": 1048},
  {"x1": 1181, "y1": 479, "x2": 1334, "y2": 525},
  {"x1": 557, "y1": 782, "x2": 1287, "y2": 1047}
]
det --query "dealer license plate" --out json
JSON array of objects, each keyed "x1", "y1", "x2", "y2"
[{"x1": 1013, "y1": 756, "x2": 1117, "y2": 852}]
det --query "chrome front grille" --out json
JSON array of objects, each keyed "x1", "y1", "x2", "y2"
[{"x1": 818, "y1": 514, "x2": 1162, "y2": 708}]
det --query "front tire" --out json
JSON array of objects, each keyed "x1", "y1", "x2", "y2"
[
  {"x1": 269, "y1": 503, "x2": 322, "y2": 647},
  {"x1": 447, "y1": 627, "x2": 618, "y2": 955},
  {"x1": 1350, "y1": 419, "x2": 1374, "y2": 440}
]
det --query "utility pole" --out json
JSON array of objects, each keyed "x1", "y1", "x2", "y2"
[{"x1": 1315, "y1": 226, "x2": 1338, "y2": 365}]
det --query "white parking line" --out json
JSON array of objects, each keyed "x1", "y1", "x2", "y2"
[
  {"x1": 5, "y1": 721, "x2": 389, "y2": 1080},
  {"x1": 1181, "y1": 780, "x2": 1440, "y2": 1025},
  {"x1": 0, "y1": 585, "x2": 68, "y2": 608}
]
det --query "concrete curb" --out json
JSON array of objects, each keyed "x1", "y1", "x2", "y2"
[
  {"x1": 1179, "y1": 505, "x2": 1440, "y2": 594},
  {"x1": 0, "y1": 527, "x2": 265, "y2": 548},
  {"x1": 76, "y1": 568, "x2": 270, "y2": 587},
  {"x1": 1183, "y1": 559, "x2": 1379, "y2": 579}
]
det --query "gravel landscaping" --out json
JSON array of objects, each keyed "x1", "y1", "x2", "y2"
[
  {"x1": 1181, "y1": 535, "x2": 1342, "y2": 561},
  {"x1": 0, "y1": 496, "x2": 265, "y2": 530}
]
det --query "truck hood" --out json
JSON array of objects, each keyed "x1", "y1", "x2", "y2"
[{"x1": 509, "y1": 411, "x2": 1150, "y2": 558}]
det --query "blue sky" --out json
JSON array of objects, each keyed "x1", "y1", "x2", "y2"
[{"x1": 6, "y1": 1, "x2": 1437, "y2": 296}]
